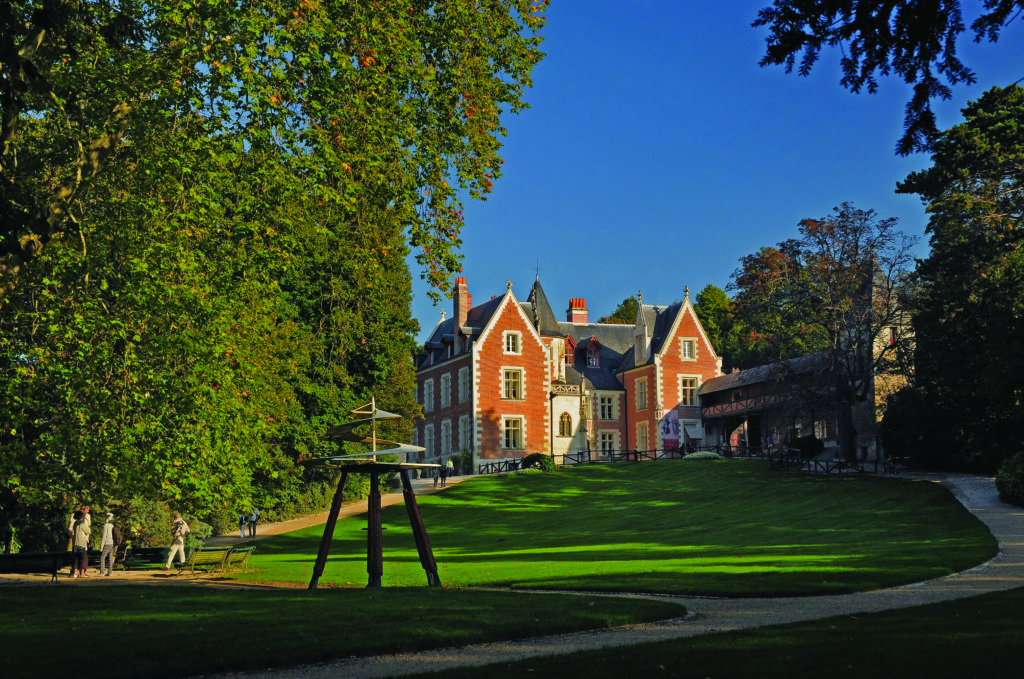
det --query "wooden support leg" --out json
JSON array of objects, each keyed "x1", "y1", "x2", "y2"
[
  {"x1": 308, "y1": 469, "x2": 348, "y2": 590},
  {"x1": 367, "y1": 471, "x2": 383, "y2": 588},
  {"x1": 400, "y1": 470, "x2": 442, "y2": 587}
]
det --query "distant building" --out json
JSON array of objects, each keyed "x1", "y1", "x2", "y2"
[{"x1": 413, "y1": 277, "x2": 723, "y2": 471}]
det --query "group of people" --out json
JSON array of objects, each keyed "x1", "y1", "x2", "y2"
[
  {"x1": 237, "y1": 508, "x2": 261, "y2": 538},
  {"x1": 433, "y1": 458, "x2": 456, "y2": 488},
  {"x1": 67, "y1": 506, "x2": 122, "y2": 578}
]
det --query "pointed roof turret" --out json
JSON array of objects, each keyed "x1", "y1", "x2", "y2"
[{"x1": 524, "y1": 276, "x2": 563, "y2": 337}]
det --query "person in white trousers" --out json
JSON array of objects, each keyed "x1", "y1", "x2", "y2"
[{"x1": 163, "y1": 514, "x2": 190, "y2": 570}]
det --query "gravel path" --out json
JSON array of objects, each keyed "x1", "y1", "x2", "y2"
[{"x1": 207, "y1": 472, "x2": 1024, "y2": 679}]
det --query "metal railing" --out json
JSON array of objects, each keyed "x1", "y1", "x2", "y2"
[{"x1": 476, "y1": 444, "x2": 886, "y2": 476}]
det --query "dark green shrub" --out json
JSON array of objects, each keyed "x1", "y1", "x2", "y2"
[
  {"x1": 996, "y1": 451, "x2": 1024, "y2": 508},
  {"x1": 792, "y1": 436, "x2": 825, "y2": 460},
  {"x1": 521, "y1": 452, "x2": 556, "y2": 472}
]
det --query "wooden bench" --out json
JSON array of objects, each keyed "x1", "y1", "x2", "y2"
[
  {"x1": 174, "y1": 546, "x2": 231, "y2": 575},
  {"x1": 0, "y1": 552, "x2": 69, "y2": 583},
  {"x1": 224, "y1": 545, "x2": 256, "y2": 571}
]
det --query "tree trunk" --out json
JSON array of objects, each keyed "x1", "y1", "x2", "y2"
[{"x1": 837, "y1": 403, "x2": 857, "y2": 462}]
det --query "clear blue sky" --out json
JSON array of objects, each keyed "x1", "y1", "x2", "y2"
[{"x1": 412, "y1": 1, "x2": 1022, "y2": 341}]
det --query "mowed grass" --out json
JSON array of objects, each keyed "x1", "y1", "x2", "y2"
[
  {"x1": 423, "y1": 586, "x2": 1024, "y2": 679},
  {"x1": 238, "y1": 460, "x2": 997, "y2": 596},
  {"x1": 0, "y1": 586, "x2": 683, "y2": 679}
]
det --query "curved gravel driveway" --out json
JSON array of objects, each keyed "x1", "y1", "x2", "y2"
[{"x1": 206, "y1": 472, "x2": 1024, "y2": 679}]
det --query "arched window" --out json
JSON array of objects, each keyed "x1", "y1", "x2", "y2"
[{"x1": 559, "y1": 412, "x2": 573, "y2": 437}]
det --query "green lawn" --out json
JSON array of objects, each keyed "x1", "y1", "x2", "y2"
[
  {"x1": 0, "y1": 586, "x2": 683, "y2": 679},
  {"x1": 238, "y1": 461, "x2": 997, "y2": 596},
  {"x1": 424, "y1": 586, "x2": 1024, "y2": 679}
]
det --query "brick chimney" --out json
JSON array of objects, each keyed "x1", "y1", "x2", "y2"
[
  {"x1": 567, "y1": 297, "x2": 588, "y2": 324},
  {"x1": 453, "y1": 276, "x2": 471, "y2": 329}
]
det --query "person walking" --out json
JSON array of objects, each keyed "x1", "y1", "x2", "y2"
[
  {"x1": 248, "y1": 508, "x2": 260, "y2": 537},
  {"x1": 99, "y1": 513, "x2": 122, "y2": 576},
  {"x1": 446, "y1": 457, "x2": 455, "y2": 479},
  {"x1": 439, "y1": 460, "x2": 448, "y2": 488},
  {"x1": 433, "y1": 467, "x2": 439, "y2": 489},
  {"x1": 238, "y1": 512, "x2": 247, "y2": 539},
  {"x1": 71, "y1": 507, "x2": 91, "y2": 578},
  {"x1": 163, "y1": 514, "x2": 190, "y2": 570}
]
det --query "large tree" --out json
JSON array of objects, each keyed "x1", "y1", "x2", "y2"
[
  {"x1": 731, "y1": 203, "x2": 916, "y2": 459},
  {"x1": 895, "y1": 84, "x2": 1024, "y2": 471},
  {"x1": 754, "y1": 0, "x2": 1023, "y2": 155},
  {"x1": 0, "y1": 1, "x2": 547, "y2": 550}
]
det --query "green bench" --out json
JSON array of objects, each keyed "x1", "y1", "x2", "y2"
[
  {"x1": 225, "y1": 545, "x2": 256, "y2": 571},
  {"x1": 174, "y1": 546, "x2": 232, "y2": 575},
  {"x1": 121, "y1": 546, "x2": 175, "y2": 570},
  {"x1": 0, "y1": 552, "x2": 69, "y2": 583}
]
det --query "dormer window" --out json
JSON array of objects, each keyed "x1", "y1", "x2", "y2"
[{"x1": 587, "y1": 346, "x2": 600, "y2": 367}]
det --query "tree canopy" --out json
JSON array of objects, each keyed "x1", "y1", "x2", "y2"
[
  {"x1": 597, "y1": 296, "x2": 638, "y2": 325},
  {"x1": 754, "y1": 0, "x2": 1023, "y2": 155},
  {"x1": 730, "y1": 203, "x2": 916, "y2": 459},
  {"x1": 893, "y1": 84, "x2": 1024, "y2": 471},
  {"x1": 0, "y1": 1, "x2": 547, "y2": 551}
]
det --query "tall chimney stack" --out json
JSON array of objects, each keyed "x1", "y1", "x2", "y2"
[
  {"x1": 567, "y1": 298, "x2": 588, "y2": 324},
  {"x1": 453, "y1": 276, "x2": 471, "y2": 329}
]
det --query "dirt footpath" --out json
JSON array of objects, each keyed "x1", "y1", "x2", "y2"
[{"x1": 0, "y1": 475, "x2": 470, "y2": 587}]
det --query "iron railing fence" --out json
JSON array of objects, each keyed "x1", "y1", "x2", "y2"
[{"x1": 476, "y1": 444, "x2": 886, "y2": 476}]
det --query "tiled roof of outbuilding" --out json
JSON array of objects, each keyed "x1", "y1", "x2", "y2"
[{"x1": 698, "y1": 353, "x2": 829, "y2": 395}]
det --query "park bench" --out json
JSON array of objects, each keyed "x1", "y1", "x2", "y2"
[
  {"x1": 174, "y1": 546, "x2": 232, "y2": 575},
  {"x1": 224, "y1": 545, "x2": 256, "y2": 571},
  {"x1": 0, "y1": 551, "x2": 69, "y2": 583},
  {"x1": 120, "y1": 546, "x2": 173, "y2": 570}
]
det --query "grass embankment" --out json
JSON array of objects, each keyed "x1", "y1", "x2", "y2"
[
  {"x1": 425, "y1": 586, "x2": 1024, "y2": 679},
  {"x1": 240, "y1": 461, "x2": 997, "y2": 596},
  {"x1": 0, "y1": 586, "x2": 682, "y2": 679}
]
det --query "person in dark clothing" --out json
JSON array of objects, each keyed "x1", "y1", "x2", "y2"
[{"x1": 248, "y1": 508, "x2": 260, "y2": 537}]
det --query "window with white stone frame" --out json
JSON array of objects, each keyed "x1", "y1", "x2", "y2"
[
  {"x1": 424, "y1": 424, "x2": 434, "y2": 459},
  {"x1": 636, "y1": 377, "x2": 648, "y2": 411},
  {"x1": 636, "y1": 421, "x2": 649, "y2": 451},
  {"x1": 423, "y1": 379, "x2": 434, "y2": 412},
  {"x1": 458, "y1": 415, "x2": 472, "y2": 452},
  {"x1": 440, "y1": 373, "x2": 451, "y2": 408},
  {"x1": 440, "y1": 419, "x2": 452, "y2": 456},
  {"x1": 679, "y1": 376, "x2": 699, "y2": 407},
  {"x1": 680, "y1": 338, "x2": 697, "y2": 360},
  {"x1": 599, "y1": 395, "x2": 615, "y2": 420},
  {"x1": 502, "y1": 368, "x2": 524, "y2": 400},
  {"x1": 504, "y1": 331, "x2": 521, "y2": 354},
  {"x1": 502, "y1": 417, "x2": 524, "y2": 450},
  {"x1": 458, "y1": 367, "x2": 470, "y2": 403},
  {"x1": 599, "y1": 431, "x2": 617, "y2": 457}
]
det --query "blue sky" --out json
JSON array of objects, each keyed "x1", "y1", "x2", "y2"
[{"x1": 412, "y1": 1, "x2": 1022, "y2": 341}]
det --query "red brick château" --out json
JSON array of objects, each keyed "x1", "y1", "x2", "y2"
[{"x1": 413, "y1": 277, "x2": 723, "y2": 472}]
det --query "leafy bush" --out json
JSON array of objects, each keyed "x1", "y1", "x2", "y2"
[
  {"x1": 792, "y1": 436, "x2": 825, "y2": 460},
  {"x1": 458, "y1": 448, "x2": 473, "y2": 475},
  {"x1": 521, "y1": 453, "x2": 556, "y2": 472},
  {"x1": 121, "y1": 497, "x2": 210, "y2": 549},
  {"x1": 683, "y1": 452, "x2": 721, "y2": 461},
  {"x1": 996, "y1": 452, "x2": 1024, "y2": 508}
]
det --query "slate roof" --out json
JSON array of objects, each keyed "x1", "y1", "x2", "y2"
[
  {"x1": 520, "y1": 277, "x2": 563, "y2": 337},
  {"x1": 415, "y1": 293, "x2": 505, "y2": 370},
  {"x1": 698, "y1": 353, "x2": 829, "y2": 396}
]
